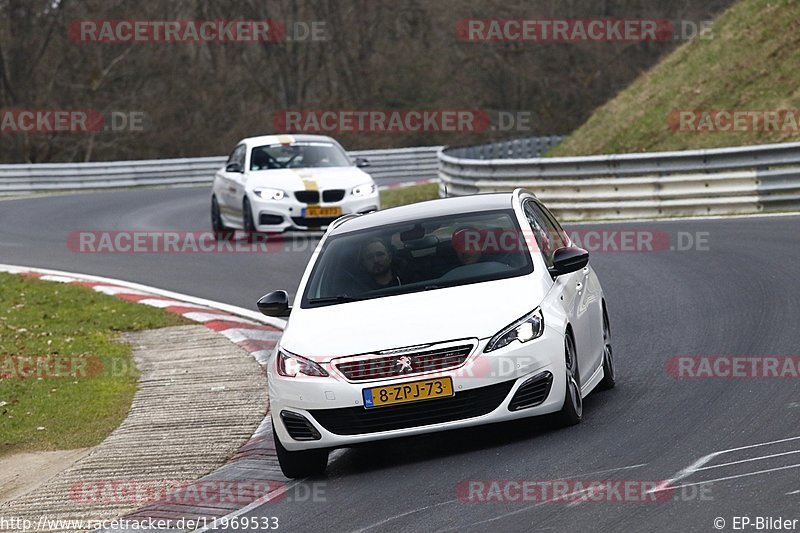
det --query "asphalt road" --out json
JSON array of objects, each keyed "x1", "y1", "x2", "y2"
[{"x1": 2, "y1": 188, "x2": 799, "y2": 532}]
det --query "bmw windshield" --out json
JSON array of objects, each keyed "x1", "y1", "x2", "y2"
[
  {"x1": 250, "y1": 142, "x2": 352, "y2": 170},
  {"x1": 301, "y1": 209, "x2": 533, "y2": 308}
]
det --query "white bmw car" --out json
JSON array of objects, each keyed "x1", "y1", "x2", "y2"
[
  {"x1": 211, "y1": 134, "x2": 379, "y2": 233},
  {"x1": 258, "y1": 189, "x2": 615, "y2": 478}
]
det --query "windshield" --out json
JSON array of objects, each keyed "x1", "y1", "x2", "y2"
[
  {"x1": 250, "y1": 142, "x2": 352, "y2": 170},
  {"x1": 301, "y1": 209, "x2": 533, "y2": 308}
]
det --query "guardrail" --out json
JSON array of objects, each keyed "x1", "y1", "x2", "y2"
[
  {"x1": 439, "y1": 140, "x2": 800, "y2": 220},
  {"x1": 0, "y1": 146, "x2": 442, "y2": 195}
]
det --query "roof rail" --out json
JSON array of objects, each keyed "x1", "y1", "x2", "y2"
[{"x1": 328, "y1": 213, "x2": 362, "y2": 231}]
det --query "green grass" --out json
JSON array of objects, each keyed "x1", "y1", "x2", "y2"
[
  {"x1": 0, "y1": 273, "x2": 189, "y2": 456},
  {"x1": 380, "y1": 183, "x2": 440, "y2": 209},
  {"x1": 551, "y1": 0, "x2": 800, "y2": 156}
]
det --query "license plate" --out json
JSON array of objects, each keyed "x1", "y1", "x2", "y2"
[
  {"x1": 304, "y1": 206, "x2": 342, "y2": 218},
  {"x1": 362, "y1": 377, "x2": 454, "y2": 408}
]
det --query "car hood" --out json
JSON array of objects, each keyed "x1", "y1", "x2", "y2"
[
  {"x1": 245, "y1": 166, "x2": 372, "y2": 192},
  {"x1": 280, "y1": 274, "x2": 549, "y2": 360}
]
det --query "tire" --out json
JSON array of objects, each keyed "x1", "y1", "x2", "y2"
[
  {"x1": 273, "y1": 425, "x2": 329, "y2": 479},
  {"x1": 211, "y1": 196, "x2": 232, "y2": 240},
  {"x1": 557, "y1": 331, "x2": 583, "y2": 426},
  {"x1": 598, "y1": 305, "x2": 616, "y2": 390},
  {"x1": 243, "y1": 198, "x2": 257, "y2": 233}
]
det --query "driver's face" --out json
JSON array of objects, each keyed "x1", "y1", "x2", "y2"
[{"x1": 361, "y1": 242, "x2": 392, "y2": 276}]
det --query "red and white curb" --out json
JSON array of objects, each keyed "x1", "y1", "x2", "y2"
[
  {"x1": 1, "y1": 264, "x2": 296, "y2": 528},
  {"x1": 0, "y1": 264, "x2": 285, "y2": 369}
]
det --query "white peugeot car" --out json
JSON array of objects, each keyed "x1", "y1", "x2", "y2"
[
  {"x1": 258, "y1": 189, "x2": 615, "y2": 478},
  {"x1": 211, "y1": 134, "x2": 379, "y2": 233}
]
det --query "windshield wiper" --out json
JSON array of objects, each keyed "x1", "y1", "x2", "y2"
[{"x1": 307, "y1": 295, "x2": 364, "y2": 304}]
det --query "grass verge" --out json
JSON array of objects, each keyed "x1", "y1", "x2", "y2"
[
  {"x1": 551, "y1": 0, "x2": 800, "y2": 155},
  {"x1": 0, "y1": 273, "x2": 189, "y2": 456},
  {"x1": 380, "y1": 183, "x2": 439, "y2": 209}
]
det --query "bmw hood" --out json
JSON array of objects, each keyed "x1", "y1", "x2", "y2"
[
  {"x1": 280, "y1": 274, "x2": 550, "y2": 360},
  {"x1": 246, "y1": 167, "x2": 373, "y2": 193}
]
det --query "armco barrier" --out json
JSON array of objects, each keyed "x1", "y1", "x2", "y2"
[
  {"x1": 438, "y1": 141, "x2": 800, "y2": 220},
  {"x1": 0, "y1": 146, "x2": 442, "y2": 195}
]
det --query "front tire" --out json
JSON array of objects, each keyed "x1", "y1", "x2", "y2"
[
  {"x1": 557, "y1": 332, "x2": 582, "y2": 426},
  {"x1": 273, "y1": 425, "x2": 329, "y2": 479},
  {"x1": 243, "y1": 198, "x2": 257, "y2": 233}
]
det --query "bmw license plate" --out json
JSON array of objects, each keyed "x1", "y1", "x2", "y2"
[
  {"x1": 304, "y1": 206, "x2": 342, "y2": 218},
  {"x1": 362, "y1": 377, "x2": 454, "y2": 408}
]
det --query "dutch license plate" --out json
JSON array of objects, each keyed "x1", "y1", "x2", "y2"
[
  {"x1": 362, "y1": 377, "x2": 454, "y2": 408},
  {"x1": 304, "y1": 206, "x2": 342, "y2": 217}
]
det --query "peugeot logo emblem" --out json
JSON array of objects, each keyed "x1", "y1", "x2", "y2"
[{"x1": 395, "y1": 355, "x2": 414, "y2": 373}]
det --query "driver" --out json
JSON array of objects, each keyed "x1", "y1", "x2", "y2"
[
  {"x1": 359, "y1": 238, "x2": 402, "y2": 289},
  {"x1": 251, "y1": 149, "x2": 271, "y2": 170}
]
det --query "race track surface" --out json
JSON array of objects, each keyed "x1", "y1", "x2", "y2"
[{"x1": 2, "y1": 188, "x2": 799, "y2": 532}]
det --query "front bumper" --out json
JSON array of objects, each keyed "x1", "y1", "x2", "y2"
[
  {"x1": 269, "y1": 329, "x2": 566, "y2": 451},
  {"x1": 251, "y1": 190, "x2": 379, "y2": 232}
]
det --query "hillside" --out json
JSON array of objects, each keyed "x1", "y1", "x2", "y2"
[{"x1": 552, "y1": 0, "x2": 800, "y2": 155}]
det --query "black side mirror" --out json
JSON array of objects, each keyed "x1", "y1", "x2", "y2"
[
  {"x1": 257, "y1": 290, "x2": 292, "y2": 318},
  {"x1": 355, "y1": 157, "x2": 371, "y2": 168},
  {"x1": 548, "y1": 246, "x2": 589, "y2": 277},
  {"x1": 226, "y1": 162, "x2": 243, "y2": 173}
]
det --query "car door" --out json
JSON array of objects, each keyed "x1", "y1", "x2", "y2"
[
  {"x1": 523, "y1": 200, "x2": 594, "y2": 387},
  {"x1": 536, "y1": 200, "x2": 603, "y2": 385},
  {"x1": 218, "y1": 144, "x2": 247, "y2": 225}
]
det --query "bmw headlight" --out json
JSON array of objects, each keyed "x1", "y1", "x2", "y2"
[
  {"x1": 484, "y1": 308, "x2": 545, "y2": 353},
  {"x1": 277, "y1": 349, "x2": 328, "y2": 377},
  {"x1": 254, "y1": 188, "x2": 285, "y2": 200},
  {"x1": 352, "y1": 182, "x2": 377, "y2": 197}
]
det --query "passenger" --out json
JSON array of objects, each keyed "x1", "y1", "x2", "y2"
[{"x1": 452, "y1": 227, "x2": 483, "y2": 265}]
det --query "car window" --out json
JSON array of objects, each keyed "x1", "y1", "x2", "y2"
[
  {"x1": 523, "y1": 199, "x2": 566, "y2": 268},
  {"x1": 536, "y1": 200, "x2": 570, "y2": 248},
  {"x1": 301, "y1": 209, "x2": 533, "y2": 308},
  {"x1": 226, "y1": 144, "x2": 246, "y2": 171},
  {"x1": 250, "y1": 142, "x2": 351, "y2": 170}
]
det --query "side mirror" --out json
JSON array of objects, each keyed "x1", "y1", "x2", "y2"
[
  {"x1": 226, "y1": 162, "x2": 243, "y2": 173},
  {"x1": 257, "y1": 290, "x2": 292, "y2": 318},
  {"x1": 548, "y1": 246, "x2": 589, "y2": 277},
  {"x1": 355, "y1": 157, "x2": 371, "y2": 168}
]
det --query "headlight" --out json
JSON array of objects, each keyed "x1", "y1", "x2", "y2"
[
  {"x1": 277, "y1": 349, "x2": 328, "y2": 377},
  {"x1": 484, "y1": 308, "x2": 545, "y2": 353},
  {"x1": 254, "y1": 188, "x2": 285, "y2": 200},
  {"x1": 352, "y1": 182, "x2": 377, "y2": 197}
]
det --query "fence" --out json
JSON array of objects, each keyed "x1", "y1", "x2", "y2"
[{"x1": 0, "y1": 146, "x2": 442, "y2": 195}]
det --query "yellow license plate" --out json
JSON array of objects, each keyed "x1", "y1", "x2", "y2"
[
  {"x1": 362, "y1": 377, "x2": 454, "y2": 408},
  {"x1": 304, "y1": 206, "x2": 342, "y2": 217}
]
